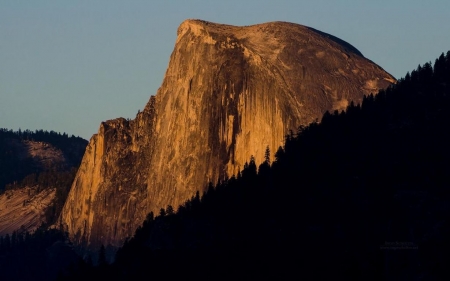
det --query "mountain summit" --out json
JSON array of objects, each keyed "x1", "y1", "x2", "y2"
[{"x1": 60, "y1": 19, "x2": 395, "y2": 248}]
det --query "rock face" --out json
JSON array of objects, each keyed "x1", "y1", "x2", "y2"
[
  {"x1": 0, "y1": 187, "x2": 56, "y2": 235},
  {"x1": 60, "y1": 19, "x2": 395, "y2": 248}
]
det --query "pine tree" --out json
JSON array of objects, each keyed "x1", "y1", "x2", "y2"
[
  {"x1": 264, "y1": 145, "x2": 271, "y2": 165},
  {"x1": 166, "y1": 205, "x2": 174, "y2": 215}
]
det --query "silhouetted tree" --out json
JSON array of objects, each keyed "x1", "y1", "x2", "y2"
[
  {"x1": 166, "y1": 205, "x2": 174, "y2": 216},
  {"x1": 264, "y1": 145, "x2": 271, "y2": 165}
]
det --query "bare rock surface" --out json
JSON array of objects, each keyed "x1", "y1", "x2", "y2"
[
  {"x1": 60, "y1": 19, "x2": 395, "y2": 248},
  {"x1": 0, "y1": 187, "x2": 56, "y2": 235}
]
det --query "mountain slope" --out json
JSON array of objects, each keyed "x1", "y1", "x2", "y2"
[
  {"x1": 0, "y1": 129, "x2": 87, "y2": 191},
  {"x1": 60, "y1": 19, "x2": 395, "y2": 249},
  {"x1": 0, "y1": 129, "x2": 87, "y2": 234},
  {"x1": 0, "y1": 187, "x2": 55, "y2": 235}
]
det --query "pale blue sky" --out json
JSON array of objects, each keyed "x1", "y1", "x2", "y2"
[{"x1": 1, "y1": 0, "x2": 449, "y2": 140}]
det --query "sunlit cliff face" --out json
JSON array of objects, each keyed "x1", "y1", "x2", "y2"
[{"x1": 60, "y1": 19, "x2": 395, "y2": 249}]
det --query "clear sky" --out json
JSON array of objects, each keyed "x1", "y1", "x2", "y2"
[{"x1": 1, "y1": 0, "x2": 449, "y2": 140}]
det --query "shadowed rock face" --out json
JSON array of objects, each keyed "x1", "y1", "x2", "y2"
[{"x1": 60, "y1": 19, "x2": 395, "y2": 249}]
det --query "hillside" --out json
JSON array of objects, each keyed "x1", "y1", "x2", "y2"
[
  {"x1": 0, "y1": 129, "x2": 87, "y2": 191},
  {"x1": 0, "y1": 129, "x2": 87, "y2": 234},
  {"x1": 0, "y1": 187, "x2": 55, "y2": 235}
]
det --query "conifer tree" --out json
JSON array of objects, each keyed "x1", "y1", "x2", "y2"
[{"x1": 264, "y1": 145, "x2": 271, "y2": 165}]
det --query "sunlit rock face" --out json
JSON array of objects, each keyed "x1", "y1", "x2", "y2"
[
  {"x1": 60, "y1": 99, "x2": 156, "y2": 247},
  {"x1": 0, "y1": 187, "x2": 56, "y2": 235},
  {"x1": 60, "y1": 19, "x2": 395, "y2": 249}
]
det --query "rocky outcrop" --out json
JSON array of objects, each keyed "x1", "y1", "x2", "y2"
[
  {"x1": 61, "y1": 99, "x2": 156, "y2": 246},
  {"x1": 0, "y1": 187, "x2": 56, "y2": 235},
  {"x1": 60, "y1": 19, "x2": 395, "y2": 248}
]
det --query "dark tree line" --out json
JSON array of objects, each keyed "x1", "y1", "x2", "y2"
[{"x1": 0, "y1": 228, "x2": 78, "y2": 281}]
